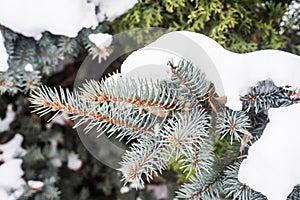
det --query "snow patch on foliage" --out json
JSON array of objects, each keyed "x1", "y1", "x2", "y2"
[
  {"x1": 281, "y1": 0, "x2": 300, "y2": 33},
  {"x1": 0, "y1": 134, "x2": 26, "y2": 161},
  {"x1": 0, "y1": 134, "x2": 26, "y2": 199},
  {"x1": 0, "y1": 104, "x2": 16, "y2": 133},
  {"x1": 238, "y1": 103, "x2": 300, "y2": 200},
  {"x1": 120, "y1": 186, "x2": 130, "y2": 194},
  {"x1": 24, "y1": 64, "x2": 34, "y2": 72},
  {"x1": 67, "y1": 152, "x2": 82, "y2": 171},
  {"x1": 175, "y1": 31, "x2": 300, "y2": 110},
  {"x1": 0, "y1": 33, "x2": 9, "y2": 72},
  {"x1": 88, "y1": 33, "x2": 112, "y2": 49},
  {"x1": 121, "y1": 31, "x2": 300, "y2": 110},
  {"x1": 0, "y1": 0, "x2": 98, "y2": 40},
  {"x1": 48, "y1": 139, "x2": 62, "y2": 168},
  {"x1": 121, "y1": 49, "x2": 180, "y2": 81},
  {"x1": 28, "y1": 180, "x2": 44, "y2": 189},
  {"x1": 92, "y1": 0, "x2": 137, "y2": 22}
]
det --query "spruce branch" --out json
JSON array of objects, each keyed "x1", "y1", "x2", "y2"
[
  {"x1": 29, "y1": 85, "x2": 157, "y2": 140},
  {"x1": 81, "y1": 76, "x2": 185, "y2": 111},
  {"x1": 178, "y1": 139, "x2": 215, "y2": 178},
  {"x1": 216, "y1": 109, "x2": 251, "y2": 144},
  {"x1": 241, "y1": 80, "x2": 290, "y2": 113},
  {"x1": 168, "y1": 59, "x2": 209, "y2": 104},
  {"x1": 222, "y1": 161, "x2": 266, "y2": 200},
  {"x1": 57, "y1": 36, "x2": 81, "y2": 57},
  {"x1": 159, "y1": 109, "x2": 210, "y2": 160},
  {"x1": 288, "y1": 185, "x2": 300, "y2": 200},
  {"x1": 119, "y1": 136, "x2": 167, "y2": 188},
  {"x1": 284, "y1": 87, "x2": 300, "y2": 105},
  {"x1": 176, "y1": 170, "x2": 222, "y2": 200},
  {"x1": 0, "y1": 69, "x2": 41, "y2": 95}
]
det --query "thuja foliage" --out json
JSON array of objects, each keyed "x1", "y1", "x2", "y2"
[
  {"x1": 114, "y1": 0, "x2": 300, "y2": 54},
  {"x1": 0, "y1": 24, "x2": 111, "y2": 95},
  {"x1": 30, "y1": 59, "x2": 300, "y2": 199}
]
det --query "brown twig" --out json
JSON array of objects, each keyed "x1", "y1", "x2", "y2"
[
  {"x1": 93, "y1": 94, "x2": 180, "y2": 110},
  {"x1": 40, "y1": 99, "x2": 149, "y2": 132}
]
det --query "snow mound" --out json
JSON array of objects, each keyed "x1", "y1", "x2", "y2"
[
  {"x1": 0, "y1": 0, "x2": 98, "y2": 40},
  {"x1": 0, "y1": 0, "x2": 137, "y2": 40},
  {"x1": 121, "y1": 31, "x2": 300, "y2": 110},
  {"x1": 238, "y1": 103, "x2": 300, "y2": 200}
]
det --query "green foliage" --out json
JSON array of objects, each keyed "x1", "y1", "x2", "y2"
[{"x1": 115, "y1": 0, "x2": 298, "y2": 54}]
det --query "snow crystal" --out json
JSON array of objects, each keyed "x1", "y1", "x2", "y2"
[
  {"x1": 0, "y1": 33, "x2": 9, "y2": 72},
  {"x1": 92, "y1": 0, "x2": 137, "y2": 22},
  {"x1": 88, "y1": 33, "x2": 112, "y2": 49},
  {"x1": 0, "y1": 0, "x2": 98, "y2": 40},
  {"x1": 67, "y1": 152, "x2": 82, "y2": 171},
  {"x1": 28, "y1": 180, "x2": 44, "y2": 189},
  {"x1": 238, "y1": 103, "x2": 300, "y2": 200},
  {"x1": 0, "y1": 104, "x2": 16, "y2": 133}
]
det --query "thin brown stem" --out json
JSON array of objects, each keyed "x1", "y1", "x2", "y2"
[
  {"x1": 93, "y1": 95, "x2": 180, "y2": 110},
  {"x1": 40, "y1": 99, "x2": 149, "y2": 132}
]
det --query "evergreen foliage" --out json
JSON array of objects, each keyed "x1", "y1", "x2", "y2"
[
  {"x1": 0, "y1": 24, "x2": 111, "y2": 95},
  {"x1": 29, "y1": 58, "x2": 300, "y2": 199},
  {"x1": 1, "y1": 0, "x2": 300, "y2": 199},
  {"x1": 114, "y1": 0, "x2": 299, "y2": 54}
]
